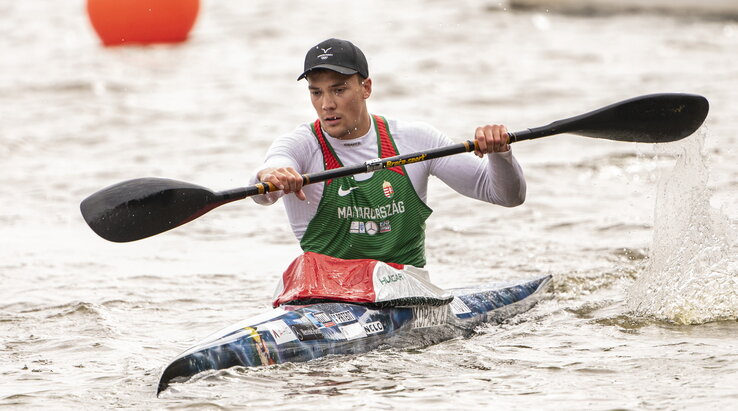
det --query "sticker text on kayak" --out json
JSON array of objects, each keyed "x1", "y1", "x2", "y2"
[
  {"x1": 412, "y1": 306, "x2": 448, "y2": 328},
  {"x1": 363, "y1": 321, "x2": 385, "y2": 335},
  {"x1": 331, "y1": 310, "x2": 357, "y2": 324},
  {"x1": 259, "y1": 320, "x2": 298, "y2": 345}
]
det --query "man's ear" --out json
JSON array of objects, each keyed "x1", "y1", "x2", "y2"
[{"x1": 361, "y1": 77, "x2": 372, "y2": 99}]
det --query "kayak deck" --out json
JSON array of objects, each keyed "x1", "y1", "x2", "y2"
[{"x1": 157, "y1": 275, "x2": 552, "y2": 394}]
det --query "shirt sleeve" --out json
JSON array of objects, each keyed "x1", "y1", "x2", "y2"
[{"x1": 248, "y1": 125, "x2": 312, "y2": 205}]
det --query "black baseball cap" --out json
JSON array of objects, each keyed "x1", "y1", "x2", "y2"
[{"x1": 297, "y1": 38, "x2": 369, "y2": 81}]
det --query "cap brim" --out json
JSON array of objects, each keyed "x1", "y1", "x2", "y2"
[{"x1": 297, "y1": 64, "x2": 359, "y2": 81}]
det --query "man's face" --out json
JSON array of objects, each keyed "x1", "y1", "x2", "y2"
[{"x1": 307, "y1": 70, "x2": 372, "y2": 140}]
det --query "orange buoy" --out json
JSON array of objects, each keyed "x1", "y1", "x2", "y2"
[{"x1": 87, "y1": 0, "x2": 200, "y2": 46}]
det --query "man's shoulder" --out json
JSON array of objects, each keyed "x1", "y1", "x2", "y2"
[
  {"x1": 269, "y1": 123, "x2": 319, "y2": 150},
  {"x1": 380, "y1": 116, "x2": 437, "y2": 134},
  {"x1": 277, "y1": 122, "x2": 315, "y2": 141},
  {"x1": 267, "y1": 123, "x2": 320, "y2": 160},
  {"x1": 380, "y1": 116, "x2": 450, "y2": 149}
]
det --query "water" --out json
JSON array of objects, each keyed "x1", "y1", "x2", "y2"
[
  {"x1": 627, "y1": 130, "x2": 738, "y2": 324},
  {"x1": 2, "y1": 1, "x2": 737, "y2": 409}
]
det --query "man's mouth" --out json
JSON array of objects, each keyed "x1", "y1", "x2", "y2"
[{"x1": 324, "y1": 116, "x2": 341, "y2": 124}]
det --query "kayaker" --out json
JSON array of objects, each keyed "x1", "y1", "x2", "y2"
[{"x1": 251, "y1": 38, "x2": 526, "y2": 306}]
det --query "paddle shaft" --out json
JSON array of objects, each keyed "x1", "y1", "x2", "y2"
[
  {"x1": 216, "y1": 139, "x2": 480, "y2": 202},
  {"x1": 227, "y1": 126, "x2": 553, "y2": 200},
  {"x1": 213, "y1": 122, "x2": 579, "y2": 203}
]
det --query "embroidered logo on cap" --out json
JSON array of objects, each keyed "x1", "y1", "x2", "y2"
[{"x1": 317, "y1": 47, "x2": 333, "y2": 60}]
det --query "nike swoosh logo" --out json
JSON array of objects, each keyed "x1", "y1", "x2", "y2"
[{"x1": 338, "y1": 186, "x2": 359, "y2": 197}]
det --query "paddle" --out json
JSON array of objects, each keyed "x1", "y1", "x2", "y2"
[{"x1": 81, "y1": 92, "x2": 709, "y2": 243}]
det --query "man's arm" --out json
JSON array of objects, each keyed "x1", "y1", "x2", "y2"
[
  {"x1": 250, "y1": 126, "x2": 313, "y2": 204},
  {"x1": 427, "y1": 124, "x2": 526, "y2": 207}
]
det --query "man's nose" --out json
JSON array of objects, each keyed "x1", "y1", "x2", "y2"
[{"x1": 321, "y1": 94, "x2": 336, "y2": 111}]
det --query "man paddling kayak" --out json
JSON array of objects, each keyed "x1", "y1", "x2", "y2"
[{"x1": 251, "y1": 38, "x2": 525, "y2": 305}]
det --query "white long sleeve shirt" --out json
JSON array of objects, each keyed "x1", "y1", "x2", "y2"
[{"x1": 250, "y1": 117, "x2": 526, "y2": 240}]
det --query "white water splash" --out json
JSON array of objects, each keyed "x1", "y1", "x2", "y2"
[{"x1": 627, "y1": 128, "x2": 738, "y2": 324}]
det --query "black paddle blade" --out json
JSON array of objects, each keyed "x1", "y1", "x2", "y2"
[
  {"x1": 80, "y1": 178, "x2": 220, "y2": 242},
  {"x1": 512, "y1": 93, "x2": 709, "y2": 143}
]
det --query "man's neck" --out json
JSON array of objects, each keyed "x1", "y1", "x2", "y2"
[{"x1": 335, "y1": 113, "x2": 372, "y2": 140}]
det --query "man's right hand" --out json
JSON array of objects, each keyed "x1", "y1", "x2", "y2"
[
  {"x1": 258, "y1": 167, "x2": 307, "y2": 201},
  {"x1": 474, "y1": 124, "x2": 510, "y2": 157}
]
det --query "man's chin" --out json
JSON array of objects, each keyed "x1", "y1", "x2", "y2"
[{"x1": 325, "y1": 126, "x2": 350, "y2": 139}]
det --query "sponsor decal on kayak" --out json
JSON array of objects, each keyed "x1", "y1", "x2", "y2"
[
  {"x1": 244, "y1": 327, "x2": 274, "y2": 365},
  {"x1": 330, "y1": 310, "x2": 356, "y2": 324},
  {"x1": 337, "y1": 201, "x2": 405, "y2": 220},
  {"x1": 259, "y1": 320, "x2": 299, "y2": 345},
  {"x1": 306, "y1": 311, "x2": 336, "y2": 328},
  {"x1": 289, "y1": 320, "x2": 324, "y2": 341},
  {"x1": 363, "y1": 320, "x2": 384, "y2": 335},
  {"x1": 412, "y1": 306, "x2": 448, "y2": 328},
  {"x1": 212, "y1": 308, "x2": 288, "y2": 342},
  {"x1": 382, "y1": 180, "x2": 394, "y2": 198},
  {"x1": 339, "y1": 322, "x2": 367, "y2": 340},
  {"x1": 450, "y1": 297, "x2": 472, "y2": 315}
]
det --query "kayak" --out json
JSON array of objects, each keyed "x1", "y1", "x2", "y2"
[{"x1": 157, "y1": 274, "x2": 553, "y2": 394}]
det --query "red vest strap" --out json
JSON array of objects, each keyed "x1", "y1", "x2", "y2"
[
  {"x1": 313, "y1": 115, "x2": 404, "y2": 179},
  {"x1": 312, "y1": 119, "x2": 341, "y2": 185},
  {"x1": 373, "y1": 115, "x2": 404, "y2": 176}
]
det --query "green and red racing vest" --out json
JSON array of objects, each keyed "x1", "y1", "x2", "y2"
[{"x1": 299, "y1": 115, "x2": 433, "y2": 267}]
